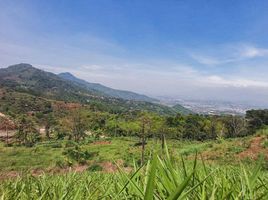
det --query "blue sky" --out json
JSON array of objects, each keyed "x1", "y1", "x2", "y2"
[{"x1": 1, "y1": 0, "x2": 268, "y2": 105}]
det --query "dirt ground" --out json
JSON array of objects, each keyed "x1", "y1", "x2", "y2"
[
  {"x1": 238, "y1": 136, "x2": 268, "y2": 160},
  {"x1": 0, "y1": 160, "x2": 132, "y2": 180}
]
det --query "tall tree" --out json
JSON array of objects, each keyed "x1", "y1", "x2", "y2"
[
  {"x1": 15, "y1": 115, "x2": 39, "y2": 146},
  {"x1": 71, "y1": 110, "x2": 87, "y2": 142},
  {"x1": 43, "y1": 113, "x2": 56, "y2": 139},
  {"x1": 138, "y1": 112, "x2": 152, "y2": 165}
]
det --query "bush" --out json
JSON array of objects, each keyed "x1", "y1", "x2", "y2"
[
  {"x1": 64, "y1": 140, "x2": 79, "y2": 148},
  {"x1": 55, "y1": 159, "x2": 66, "y2": 168},
  {"x1": 261, "y1": 140, "x2": 268, "y2": 148},
  {"x1": 88, "y1": 164, "x2": 103, "y2": 172},
  {"x1": 62, "y1": 145, "x2": 97, "y2": 164},
  {"x1": 37, "y1": 141, "x2": 62, "y2": 148},
  {"x1": 228, "y1": 146, "x2": 245, "y2": 154}
]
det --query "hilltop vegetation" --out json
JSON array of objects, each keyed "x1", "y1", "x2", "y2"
[
  {"x1": 59, "y1": 72, "x2": 157, "y2": 102},
  {"x1": 0, "y1": 63, "x2": 191, "y2": 115}
]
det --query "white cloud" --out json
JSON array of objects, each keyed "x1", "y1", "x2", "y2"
[
  {"x1": 205, "y1": 75, "x2": 268, "y2": 88},
  {"x1": 190, "y1": 44, "x2": 268, "y2": 66},
  {"x1": 238, "y1": 45, "x2": 268, "y2": 59},
  {"x1": 190, "y1": 54, "x2": 222, "y2": 65}
]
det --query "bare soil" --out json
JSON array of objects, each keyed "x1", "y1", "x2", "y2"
[{"x1": 237, "y1": 136, "x2": 268, "y2": 160}]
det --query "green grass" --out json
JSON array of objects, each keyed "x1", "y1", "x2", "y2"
[
  {"x1": 0, "y1": 135, "x2": 268, "y2": 199},
  {"x1": 0, "y1": 135, "x2": 263, "y2": 172},
  {"x1": 0, "y1": 147, "x2": 267, "y2": 199},
  {"x1": 0, "y1": 143, "x2": 64, "y2": 171}
]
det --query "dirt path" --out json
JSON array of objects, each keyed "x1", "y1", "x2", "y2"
[{"x1": 238, "y1": 136, "x2": 268, "y2": 160}]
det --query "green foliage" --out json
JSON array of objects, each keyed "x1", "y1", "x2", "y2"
[
  {"x1": 227, "y1": 146, "x2": 245, "y2": 154},
  {"x1": 0, "y1": 148, "x2": 267, "y2": 199},
  {"x1": 62, "y1": 145, "x2": 96, "y2": 164},
  {"x1": 88, "y1": 163, "x2": 103, "y2": 172},
  {"x1": 15, "y1": 115, "x2": 40, "y2": 147},
  {"x1": 59, "y1": 72, "x2": 157, "y2": 102},
  {"x1": 246, "y1": 109, "x2": 268, "y2": 133},
  {"x1": 2, "y1": 64, "x2": 268, "y2": 142},
  {"x1": 0, "y1": 64, "x2": 190, "y2": 116},
  {"x1": 55, "y1": 159, "x2": 67, "y2": 168}
]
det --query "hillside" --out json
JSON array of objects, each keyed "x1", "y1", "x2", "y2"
[
  {"x1": 172, "y1": 104, "x2": 193, "y2": 114},
  {"x1": 0, "y1": 63, "x2": 103, "y2": 102},
  {"x1": 59, "y1": 72, "x2": 157, "y2": 102},
  {"x1": 0, "y1": 64, "x2": 190, "y2": 115}
]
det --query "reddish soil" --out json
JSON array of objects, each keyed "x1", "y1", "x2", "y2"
[
  {"x1": 100, "y1": 160, "x2": 132, "y2": 173},
  {"x1": 0, "y1": 171, "x2": 20, "y2": 180},
  {"x1": 0, "y1": 165, "x2": 89, "y2": 180},
  {"x1": 238, "y1": 136, "x2": 268, "y2": 160},
  {"x1": 0, "y1": 160, "x2": 132, "y2": 180},
  {"x1": 100, "y1": 162, "x2": 117, "y2": 173}
]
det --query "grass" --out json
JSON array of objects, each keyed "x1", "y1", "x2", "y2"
[
  {"x1": 0, "y1": 135, "x2": 262, "y2": 172},
  {"x1": 0, "y1": 143, "x2": 64, "y2": 171},
  {"x1": 0, "y1": 146, "x2": 267, "y2": 199}
]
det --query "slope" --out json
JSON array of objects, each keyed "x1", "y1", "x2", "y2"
[{"x1": 58, "y1": 72, "x2": 157, "y2": 102}]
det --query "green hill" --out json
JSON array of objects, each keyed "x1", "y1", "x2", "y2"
[
  {"x1": 0, "y1": 64, "x2": 190, "y2": 115},
  {"x1": 59, "y1": 72, "x2": 157, "y2": 102}
]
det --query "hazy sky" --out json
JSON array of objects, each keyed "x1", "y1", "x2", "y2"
[{"x1": 1, "y1": 0, "x2": 268, "y2": 106}]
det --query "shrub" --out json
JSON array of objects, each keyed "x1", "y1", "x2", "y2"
[
  {"x1": 88, "y1": 164, "x2": 103, "y2": 172},
  {"x1": 55, "y1": 159, "x2": 66, "y2": 168},
  {"x1": 62, "y1": 145, "x2": 97, "y2": 164},
  {"x1": 64, "y1": 140, "x2": 79, "y2": 148}
]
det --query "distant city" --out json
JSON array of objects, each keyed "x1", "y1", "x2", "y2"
[{"x1": 157, "y1": 97, "x2": 264, "y2": 115}]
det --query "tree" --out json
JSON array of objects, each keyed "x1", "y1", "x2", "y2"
[
  {"x1": 183, "y1": 115, "x2": 203, "y2": 140},
  {"x1": 223, "y1": 115, "x2": 247, "y2": 138},
  {"x1": 70, "y1": 110, "x2": 87, "y2": 142},
  {"x1": 0, "y1": 116, "x2": 16, "y2": 145},
  {"x1": 15, "y1": 115, "x2": 39, "y2": 146},
  {"x1": 246, "y1": 109, "x2": 268, "y2": 133},
  {"x1": 138, "y1": 112, "x2": 152, "y2": 165},
  {"x1": 150, "y1": 115, "x2": 169, "y2": 151},
  {"x1": 43, "y1": 113, "x2": 56, "y2": 139}
]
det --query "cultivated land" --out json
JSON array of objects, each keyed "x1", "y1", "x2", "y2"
[
  {"x1": 0, "y1": 132, "x2": 268, "y2": 199},
  {"x1": 0, "y1": 134, "x2": 267, "y2": 174}
]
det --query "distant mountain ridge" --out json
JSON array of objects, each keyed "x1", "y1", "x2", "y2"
[
  {"x1": 0, "y1": 63, "x2": 192, "y2": 115},
  {"x1": 0, "y1": 63, "x2": 102, "y2": 102},
  {"x1": 58, "y1": 72, "x2": 157, "y2": 102}
]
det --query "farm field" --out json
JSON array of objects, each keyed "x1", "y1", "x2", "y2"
[
  {"x1": 0, "y1": 131, "x2": 267, "y2": 199},
  {"x1": 0, "y1": 134, "x2": 267, "y2": 174}
]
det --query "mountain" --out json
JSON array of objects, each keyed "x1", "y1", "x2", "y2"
[
  {"x1": 58, "y1": 72, "x2": 157, "y2": 102},
  {"x1": 172, "y1": 104, "x2": 193, "y2": 114},
  {"x1": 0, "y1": 63, "x2": 191, "y2": 115},
  {"x1": 0, "y1": 63, "x2": 104, "y2": 102}
]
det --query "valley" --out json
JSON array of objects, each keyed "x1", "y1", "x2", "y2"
[{"x1": 0, "y1": 64, "x2": 267, "y2": 199}]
